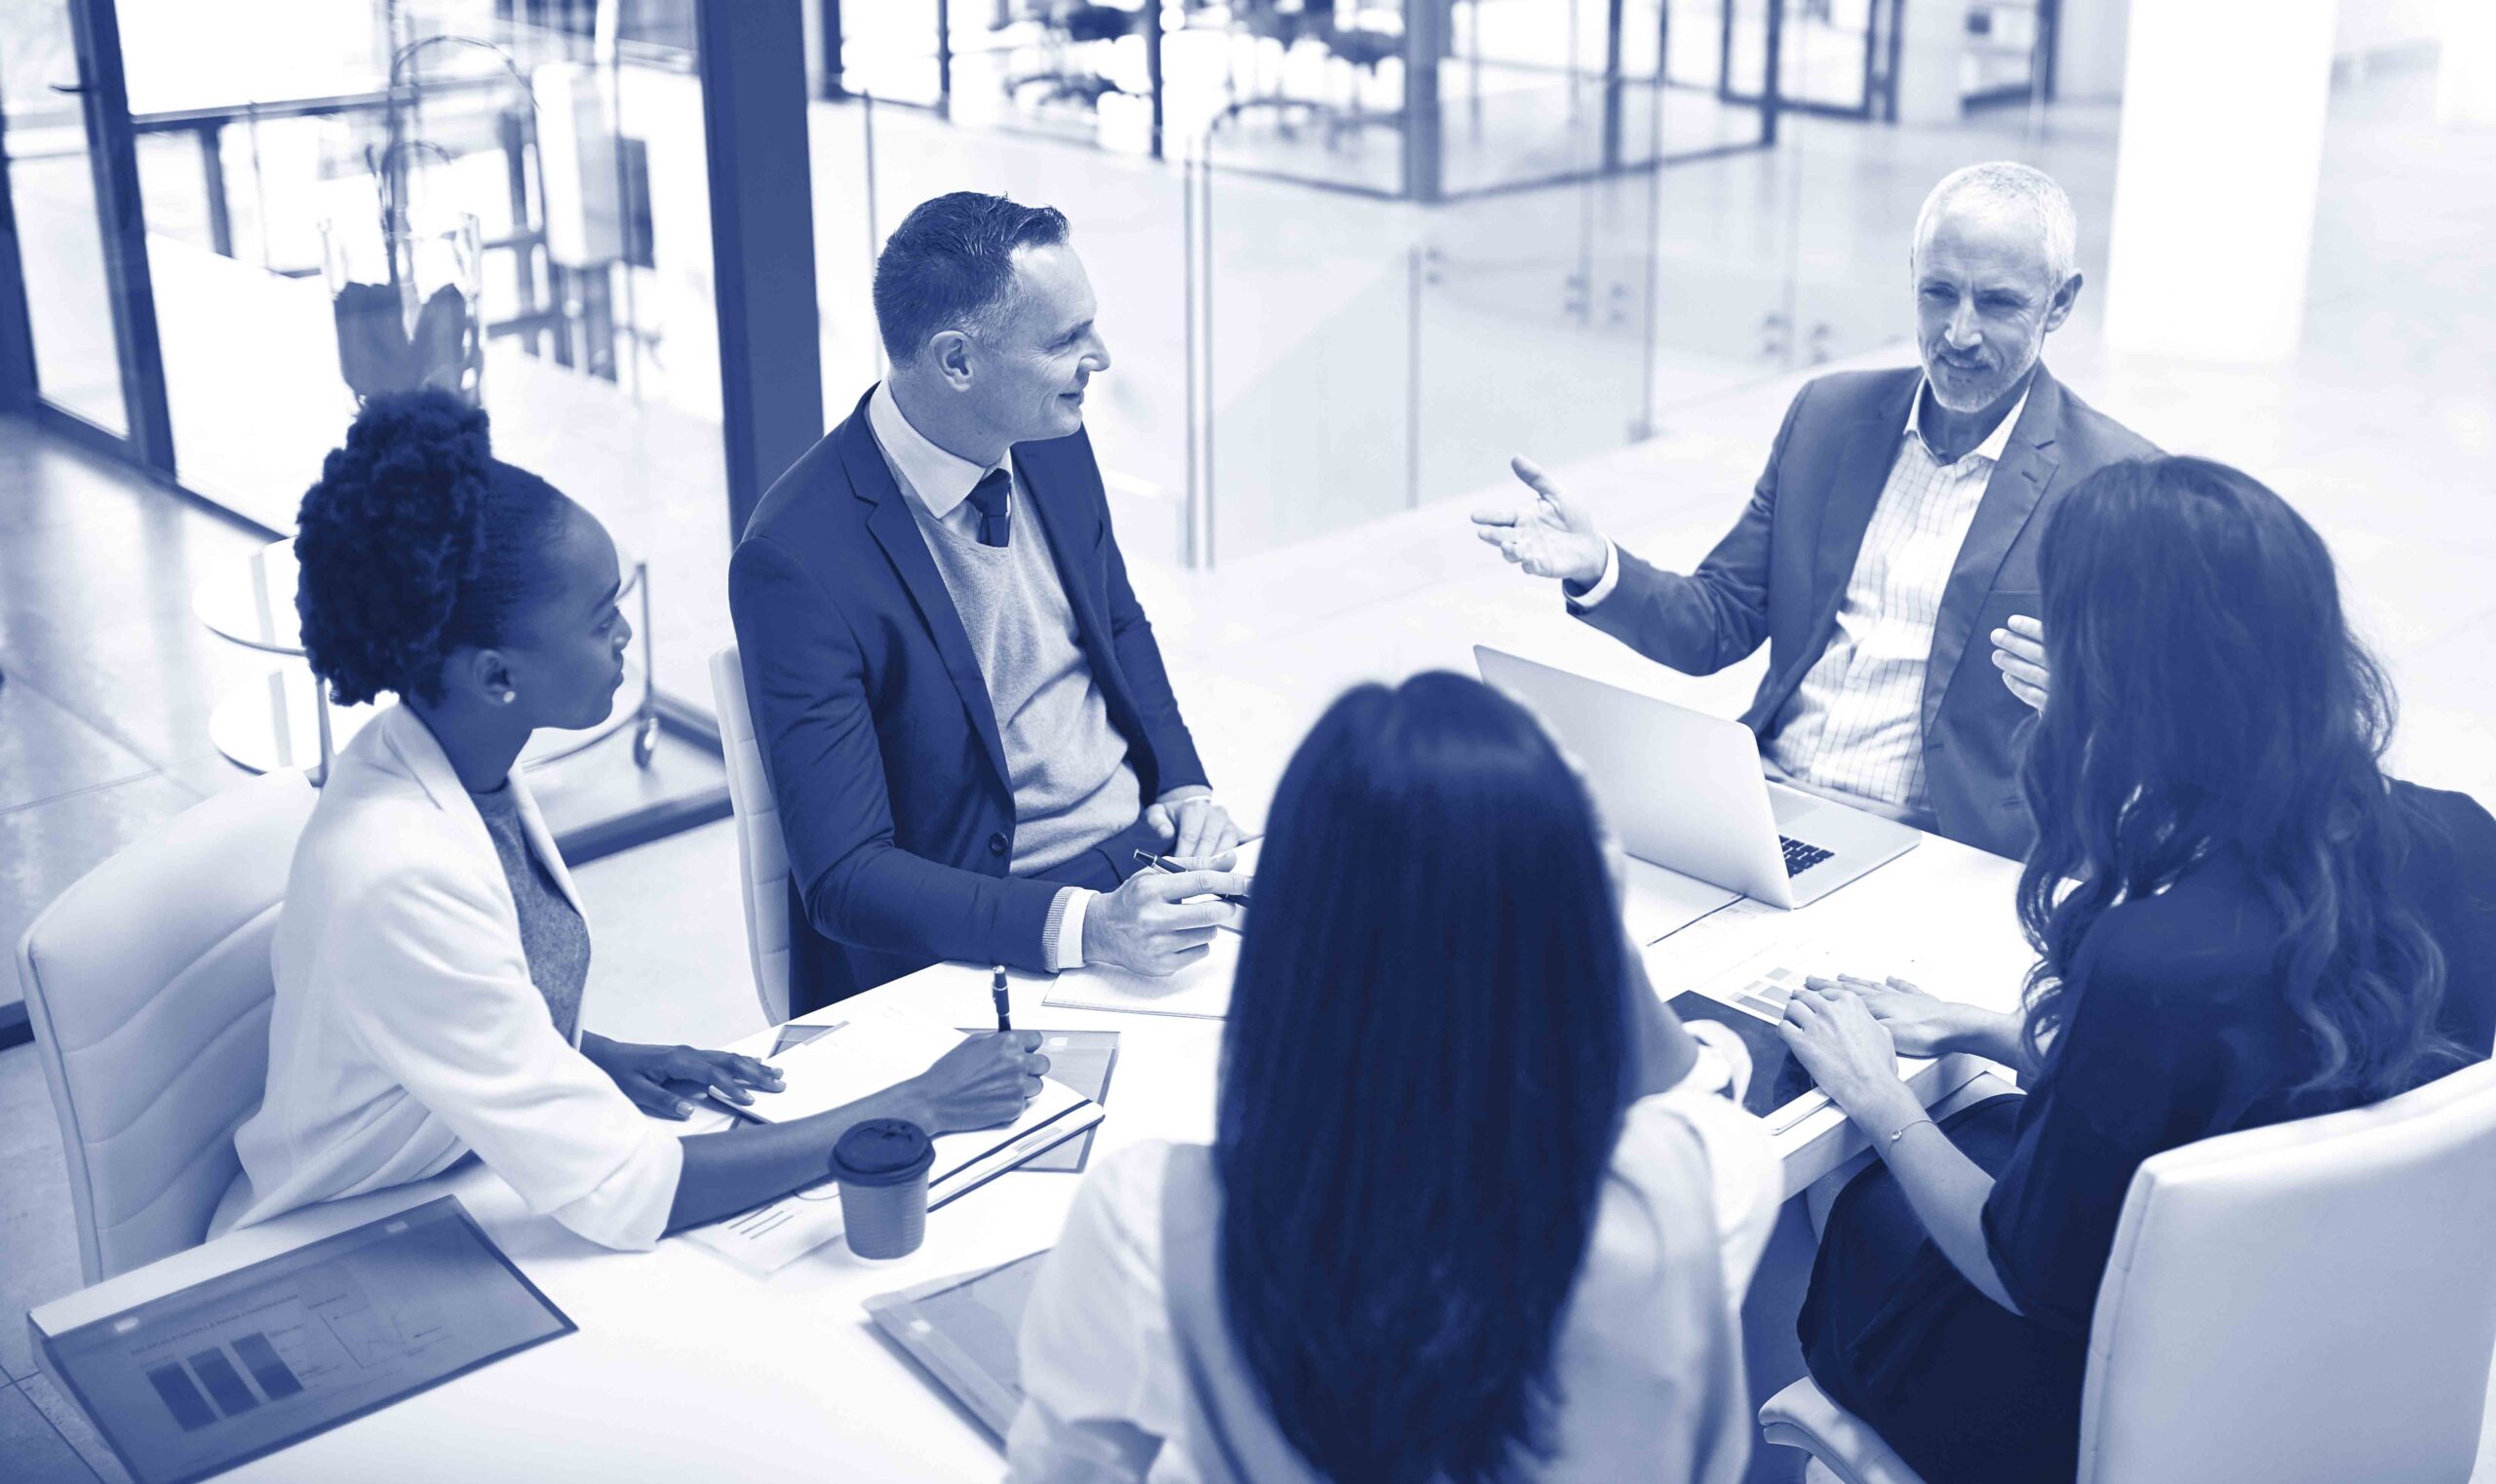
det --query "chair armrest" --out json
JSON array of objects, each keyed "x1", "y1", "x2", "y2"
[{"x1": 1757, "y1": 1378, "x2": 1933, "y2": 1484}]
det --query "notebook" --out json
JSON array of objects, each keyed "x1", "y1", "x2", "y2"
[
  {"x1": 956, "y1": 1028, "x2": 1119, "y2": 1174},
  {"x1": 682, "y1": 1009, "x2": 1105, "y2": 1275},
  {"x1": 1041, "y1": 930, "x2": 1240, "y2": 1020},
  {"x1": 1041, "y1": 840, "x2": 1262, "y2": 1020}
]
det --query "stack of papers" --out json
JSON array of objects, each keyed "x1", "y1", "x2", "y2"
[{"x1": 682, "y1": 1009, "x2": 1104, "y2": 1276}]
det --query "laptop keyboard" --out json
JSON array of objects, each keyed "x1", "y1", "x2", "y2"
[{"x1": 1779, "y1": 836, "x2": 1834, "y2": 878}]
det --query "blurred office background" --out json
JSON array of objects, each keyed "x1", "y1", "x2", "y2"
[
  {"x1": 2, "y1": 8, "x2": 2495, "y2": 1467},
  {"x1": 4, "y1": 0, "x2": 2492, "y2": 1010}
]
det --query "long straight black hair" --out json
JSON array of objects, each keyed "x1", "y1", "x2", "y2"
[
  {"x1": 1215, "y1": 673, "x2": 1636, "y2": 1484},
  {"x1": 2017, "y1": 455, "x2": 2458, "y2": 1099}
]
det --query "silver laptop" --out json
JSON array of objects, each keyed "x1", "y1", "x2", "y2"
[{"x1": 1475, "y1": 645, "x2": 1919, "y2": 908}]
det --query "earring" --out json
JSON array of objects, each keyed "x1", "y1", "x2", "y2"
[{"x1": 499, "y1": 690, "x2": 518, "y2": 705}]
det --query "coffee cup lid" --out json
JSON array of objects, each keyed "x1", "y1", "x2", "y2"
[{"x1": 832, "y1": 1118, "x2": 934, "y2": 1187}]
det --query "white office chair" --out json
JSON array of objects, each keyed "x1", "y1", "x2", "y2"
[
  {"x1": 710, "y1": 643, "x2": 792, "y2": 1024},
  {"x1": 1759, "y1": 1056, "x2": 2496, "y2": 1484},
  {"x1": 16, "y1": 769, "x2": 321, "y2": 1284}
]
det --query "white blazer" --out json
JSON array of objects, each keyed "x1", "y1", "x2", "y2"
[{"x1": 221, "y1": 703, "x2": 683, "y2": 1250}]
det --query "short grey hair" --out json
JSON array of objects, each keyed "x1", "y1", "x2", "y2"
[{"x1": 1912, "y1": 162, "x2": 2079, "y2": 285}]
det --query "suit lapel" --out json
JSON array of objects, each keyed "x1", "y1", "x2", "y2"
[
  {"x1": 1018, "y1": 447, "x2": 1162, "y2": 785},
  {"x1": 1919, "y1": 368, "x2": 2064, "y2": 734},
  {"x1": 838, "y1": 404, "x2": 1014, "y2": 791},
  {"x1": 1014, "y1": 449, "x2": 1115, "y2": 686},
  {"x1": 1772, "y1": 374, "x2": 1921, "y2": 716}
]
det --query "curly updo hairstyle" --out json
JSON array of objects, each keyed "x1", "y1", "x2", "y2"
[{"x1": 294, "y1": 390, "x2": 572, "y2": 706}]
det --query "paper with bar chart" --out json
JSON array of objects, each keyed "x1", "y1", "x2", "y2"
[{"x1": 41, "y1": 1197, "x2": 570, "y2": 1484}]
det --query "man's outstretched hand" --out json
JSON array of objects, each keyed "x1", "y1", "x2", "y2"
[{"x1": 1472, "y1": 455, "x2": 1610, "y2": 589}]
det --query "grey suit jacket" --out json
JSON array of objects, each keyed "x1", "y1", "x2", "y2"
[{"x1": 1575, "y1": 364, "x2": 2155, "y2": 859}]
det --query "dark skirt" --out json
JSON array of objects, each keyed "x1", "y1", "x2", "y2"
[{"x1": 1795, "y1": 1094, "x2": 2088, "y2": 1484}]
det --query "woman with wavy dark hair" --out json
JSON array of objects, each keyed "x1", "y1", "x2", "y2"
[
  {"x1": 219, "y1": 390, "x2": 1044, "y2": 1251},
  {"x1": 1007, "y1": 672, "x2": 1780, "y2": 1484},
  {"x1": 1775, "y1": 454, "x2": 2496, "y2": 1481}
]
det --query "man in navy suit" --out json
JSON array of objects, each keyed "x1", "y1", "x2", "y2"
[
  {"x1": 1475, "y1": 162, "x2": 2153, "y2": 860},
  {"x1": 732, "y1": 193, "x2": 1246, "y2": 1012}
]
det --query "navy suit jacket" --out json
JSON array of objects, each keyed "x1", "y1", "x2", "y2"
[
  {"x1": 729, "y1": 390, "x2": 1209, "y2": 1011},
  {"x1": 1576, "y1": 364, "x2": 2154, "y2": 860}
]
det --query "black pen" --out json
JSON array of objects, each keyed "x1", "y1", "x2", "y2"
[
  {"x1": 1131, "y1": 849, "x2": 1251, "y2": 907},
  {"x1": 992, "y1": 963, "x2": 1012, "y2": 1033}
]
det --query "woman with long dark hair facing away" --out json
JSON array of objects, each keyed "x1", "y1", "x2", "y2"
[
  {"x1": 1006, "y1": 672, "x2": 1781, "y2": 1484},
  {"x1": 218, "y1": 390, "x2": 1047, "y2": 1250},
  {"x1": 1776, "y1": 454, "x2": 2496, "y2": 1481}
]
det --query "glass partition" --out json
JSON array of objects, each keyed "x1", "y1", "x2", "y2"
[
  {"x1": 112, "y1": 2, "x2": 729, "y2": 705},
  {"x1": 1198, "y1": 147, "x2": 1414, "y2": 560},
  {"x1": 0, "y1": 0, "x2": 132, "y2": 434},
  {"x1": 1415, "y1": 80, "x2": 1658, "y2": 498},
  {"x1": 800, "y1": 0, "x2": 2121, "y2": 571},
  {"x1": 40, "y1": 0, "x2": 739, "y2": 823}
]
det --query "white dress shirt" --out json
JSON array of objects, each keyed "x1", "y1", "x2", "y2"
[
  {"x1": 1003, "y1": 1046, "x2": 1780, "y2": 1483},
  {"x1": 867, "y1": 382, "x2": 1212, "y2": 970},
  {"x1": 220, "y1": 704, "x2": 683, "y2": 1251},
  {"x1": 1577, "y1": 378, "x2": 2027, "y2": 817}
]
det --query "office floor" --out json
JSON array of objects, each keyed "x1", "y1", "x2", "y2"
[{"x1": 5, "y1": 53, "x2": 2496, "y2": 1484}]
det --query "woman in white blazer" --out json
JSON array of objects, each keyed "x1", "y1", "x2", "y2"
[{"x1": 222, "y1": 391, "x2": 1046, "y2": 1251}]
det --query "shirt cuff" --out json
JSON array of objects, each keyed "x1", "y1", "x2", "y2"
[
  {"x1": 547, "y1": 1127, "x2": 685, "y2": 1252},
  {"x1": 1045, "y1": 886, "x2": 1095, "y2": 972},
  {"x1": 1565, "y1": 539, "x2": 1621, "y2": 608}
]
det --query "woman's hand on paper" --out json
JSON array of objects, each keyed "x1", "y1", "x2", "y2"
[
  {"x1": 908, "y1": 1031, "x2": 1050, "y2": 1134},
  {"x1": 583, "y1": 1035, "x2": 783, "y2": 1119}
]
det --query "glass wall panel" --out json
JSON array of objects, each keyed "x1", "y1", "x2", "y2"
[
  {"x1": 1419, "y1": 82, "x2": 1656, "y2": 500},
  {"x1": 1201, "y1": 156, "x2": 1414, "y2": 560},
  {"x1": 103, "y1": 0, "x2": 733, "y2": 801},
  {"x1": 0, "y1": 0, "x2": 130, "y2": 433},
  {"x1": 799, "y1": 0, "x2": 2125, "y2": 573}
]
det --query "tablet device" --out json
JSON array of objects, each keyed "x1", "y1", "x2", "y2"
[
  {"x1": 42, "y1": 1198, "x2": 571, "y2": 1484},
  {"x1": 864, "y1": 1250, "x2": 1052, "y2": 1439},
  {"x1": 1666, "y1": 991, "x2": 1820, "y2": 1122}
]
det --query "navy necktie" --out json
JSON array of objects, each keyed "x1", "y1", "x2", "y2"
[{"x1": 966, "y1": 467, "x2": 1012, "y2": 548}]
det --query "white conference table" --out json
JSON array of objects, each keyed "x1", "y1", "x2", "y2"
[{"x1": 29, "y1": 834, "x2": 2032, "y2": 1483}]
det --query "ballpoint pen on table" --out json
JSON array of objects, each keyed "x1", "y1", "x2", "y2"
[
  {"x1": 1130, "y1": 849, "x2": 1252, "y2": 907},
  {"x1": 993, "y1": 964, "x2": 1012, "y2": 1033}
]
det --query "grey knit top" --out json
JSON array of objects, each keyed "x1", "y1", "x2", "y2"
[{"x1": 469, "y1": 782, "x2": 589, "y2": 1041}]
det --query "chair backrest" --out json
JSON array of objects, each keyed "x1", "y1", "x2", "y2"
[
  {"x1": 17, "y1": 769, "x2": 321, "y2": 1284},
  {"x1": 710, "y1": 644, "x2": 791, "y2": 1024},
  {"x1": 2081, "y1": 1057, "x2": 2496, "y2": 1484}
]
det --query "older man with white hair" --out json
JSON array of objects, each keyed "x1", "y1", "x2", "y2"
[{"x1": 1475, "y1": 161, "x2": 2152, "y2": 860}]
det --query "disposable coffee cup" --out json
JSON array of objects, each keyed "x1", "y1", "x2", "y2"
[{"x1": 832, "y1": 1119, "x2": 935, "y2": 1261}]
